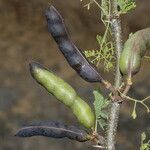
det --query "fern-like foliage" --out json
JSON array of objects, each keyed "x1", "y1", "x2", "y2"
[
  {"x1": 80, "y1": 0, "x2": 136, "y2": 72},
  {"x1": 81, "y1": 0, "x2": 115, "y2": 72},
  {"x1": 84, "y1": 35, "x2": 115, "y2": 72},
  {"x1": 93, "y1": 90, "x2": 110, "y2": 130},
  {"x1": 117, "y1": 0, "x2": 136, "y2": 14},
  {"x1": 80, "y1": 0, "x2": 136, "y2": 15}
]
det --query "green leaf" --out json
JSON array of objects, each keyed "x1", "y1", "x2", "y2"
[
  {"x1": 84, "y1": 33, "x2": 115, "y2": 72},
  {"x1": 140, "y1": 132, "x2": 150, "y2": 150},
  {"x1": 100, "y1": 111, "x2": 108, "y2": 119},
  {"x1": 101, "y1": 0, "x2": 109, "y2": 17},
  {"x1": 93, "y1": 90, "x2": 110, "y2": 130},
  {"x1": 117, "y1": 0, "x2": 136, "y2": 14},
  {"x1": 141, "y1": 132, "x2": 146, "y2": 141},
  {"x1": 96, "y1": 35, "x2": 103, "y2": 45},
  {"x1": 144, "y1": 56, "x2": 150, "y2": 61},
  {"x1": 97, "y1": 119, "x2": 107, "y2": 130}
]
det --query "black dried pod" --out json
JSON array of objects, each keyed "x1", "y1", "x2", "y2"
[
  {"x1": 45, "y1": 6, "x2": 104, "y2": 83},
  {"x1": 15, "y1": 121, "x2": 92, "y2": 142}
]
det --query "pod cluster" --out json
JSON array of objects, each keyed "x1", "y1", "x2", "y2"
[
  {"x1": 119, "y1": 27, "x2": 150, "y2": 76},
  {"x1": 30, "y1": 62, "x2": 95, "y2": 129},
  {"x1": 15, "y1": 121, "x2": 92, "y2": 142},
  {"x1": 45, "y1": 6, "x2": 104, "y2": 83}
]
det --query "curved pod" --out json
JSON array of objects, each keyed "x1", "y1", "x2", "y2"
[
  {"x1": 15, "y1": 121, "x2": 92, "y2": 142},
  {"x1": 45, "y1": 6, "x2": 104, "y2": 83},
  {"x1": 119, "y1": 27, "x2": 150, "y2": 75},
  {"x1": 30, "y1": 62, "x2": 95, "y2": 129}
]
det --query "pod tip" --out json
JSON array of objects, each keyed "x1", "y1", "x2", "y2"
[
  {"x1": 29, "y1": 61, "x2": 46, "y2": 74},
  {"x1": 14, "y1": 130, "x2": 21, "y2": 137},
  {"x1": 45, "y1": 5, "x2": 58, "y2": 17}
]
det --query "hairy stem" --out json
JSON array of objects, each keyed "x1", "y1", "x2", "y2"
[{"x1": 106, "y1": 0, "x2": 123, "y2": 149}]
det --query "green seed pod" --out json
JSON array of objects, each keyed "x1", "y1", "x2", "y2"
[
  {"x1": 71, "y1": 97, "x2": 95, "y2": 129},
  {"x1": 30, "y1": 62, "x2": 76, "y2": 107},
  {"x1": 119, "y1": 27, "x2": 150, "y2": 75},
  {"x1": 30, "y1": 62, "x2": 95, "y2": 129}
]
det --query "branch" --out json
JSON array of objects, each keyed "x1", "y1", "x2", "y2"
[{"x1": 106, "y1": 0, "x2": 123, "y2": 149}]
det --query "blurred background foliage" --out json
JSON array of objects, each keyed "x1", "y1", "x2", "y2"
[{"x1": 0, "y1": 0, "x2": 149, "y2": 149}]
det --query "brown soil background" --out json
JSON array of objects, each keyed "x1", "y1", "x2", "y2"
[{"x1": 0, "y1": 0, "x2": 149, "y2": 150}]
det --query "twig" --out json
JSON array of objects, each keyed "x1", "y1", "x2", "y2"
[
  {"x1": 93, "y1": 145, "x2": 106, "y2": 149},
  {"x1": 106, "y1": 0, "x2": 123, "y2": 149},
  {"x1": 119, "y1": 93, "x2": 150, "y2": 113}
]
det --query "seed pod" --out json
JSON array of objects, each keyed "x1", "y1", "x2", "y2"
[
  {"x1": 30, "y1": 62, "x2": 95, "y2": 129},
  {"x1": 45, "y1": 6, "x2": 104, "y2": 83},
  {"x1": 119, "y1": 27, "x2": 150, "y2": 75},
  {"x1": 15, "y1": 121, "x2": 92, "y2": 142}
]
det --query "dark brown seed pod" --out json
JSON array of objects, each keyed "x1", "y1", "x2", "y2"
[
  {"x1": 45, "y1": 6, "x2": 104, "y2": 83},
  {"x1": 15, "y1": 121, "x2": 92, "y2": 142}
]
